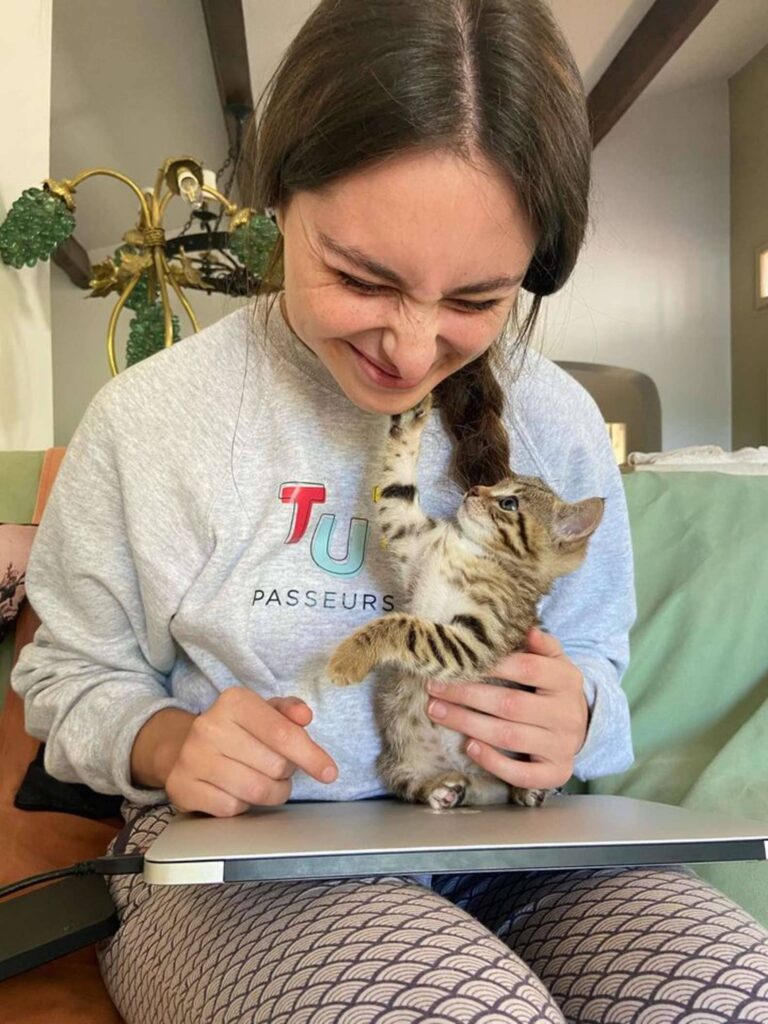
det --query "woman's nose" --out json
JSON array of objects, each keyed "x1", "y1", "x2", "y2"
[{"x1": 381, "y1": 324, "x2": 438, "y2": 384}]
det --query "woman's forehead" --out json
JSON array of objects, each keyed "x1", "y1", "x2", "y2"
[{"x1": 289, "y1": 148, "x2": 538, "y2": 279}]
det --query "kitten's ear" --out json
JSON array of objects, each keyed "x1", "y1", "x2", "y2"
[{"x1": 552, "y1": 497, "x2": 604, "y2": 550}]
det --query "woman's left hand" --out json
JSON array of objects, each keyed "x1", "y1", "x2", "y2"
[{"x1": 425, "y1": 627, "x2": 590, "y2": 791}]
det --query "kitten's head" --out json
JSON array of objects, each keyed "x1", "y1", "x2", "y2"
[{"x1": 456, "y1": 473, "x2": 604, "y2": 582}]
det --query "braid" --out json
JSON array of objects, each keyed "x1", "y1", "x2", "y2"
[
  {"x1": 435, "y1": 293, "x2": 542, "y2": 491},
  {"x1": 435, "y1": 349, "x2": 511, "y2": 491}
]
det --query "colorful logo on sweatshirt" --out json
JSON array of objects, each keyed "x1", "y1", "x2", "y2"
[{"x1": 279, "y1": 482, "x2": 368, "y2": 578}]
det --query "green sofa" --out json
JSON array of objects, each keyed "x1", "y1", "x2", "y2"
[
  {"x1": 1, "y1": 452, "x2": 766, "y2": 927},
  {"x1": 0, "y1": 450, "x2": 44, "y2": 709}
]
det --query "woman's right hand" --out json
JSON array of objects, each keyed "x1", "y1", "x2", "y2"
[{"x1": 132, "y1": 688, "x2": 339, "y2": 817}]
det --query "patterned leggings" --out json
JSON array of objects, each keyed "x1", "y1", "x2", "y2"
[{"x1": 97, "y1": 802, "x2": 768, "y2": 1024}]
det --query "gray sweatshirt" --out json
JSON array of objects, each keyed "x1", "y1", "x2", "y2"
[{"x1": 12, "y1": 297, "x2": 636, "y2": 807}]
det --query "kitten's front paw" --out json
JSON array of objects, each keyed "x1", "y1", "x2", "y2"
[
  {"x1": 389, "y1": 393, "x2": 433, "y2": 438},
  {"x1": 326, "y1": 636, "x2": 374, "y2": 687},
  {"x1": 508, "y1": 786, "x2": 550, "y2": 807},
  {"x1": 424, "y1": 772, "x2": 468, "y2": 810}
]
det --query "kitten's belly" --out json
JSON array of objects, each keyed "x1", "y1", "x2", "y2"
[
  {"x1": 410, "y1": 575, "x2": 466, "y2": 623},
  {"x1": 381, "y1": 671, "x2": 473, "y2": 774}
]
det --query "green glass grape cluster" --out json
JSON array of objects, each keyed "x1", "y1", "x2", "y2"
[
  {"x1": 126, "y1": 302, "x2": 180, "y2": 367},
  {"x1": 114, "y1": 245, "x2": 150, "y2": 310},
  {"x1": 229, "y1": 214, "x2": 279, "y2": 276},
  {"x1": 0, "y1": 187, "x2": 76, "y2": 268}
]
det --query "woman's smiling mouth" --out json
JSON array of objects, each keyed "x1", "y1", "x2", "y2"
[{"x1": 347, "y1": 342, "x2": 424, "y2": 390}]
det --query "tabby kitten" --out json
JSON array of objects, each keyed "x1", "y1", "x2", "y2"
[{"x1": 326, "y1": 393, "x2": 603, "y2": 810}]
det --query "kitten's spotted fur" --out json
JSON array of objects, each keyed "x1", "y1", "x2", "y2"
[{"x1": 326, "y1": 393, "x2": 603, "y2": 810}]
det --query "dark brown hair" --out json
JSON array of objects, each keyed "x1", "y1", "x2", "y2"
[{"x1": 240, "y1": 0, "x2": 591, "y2": 489}]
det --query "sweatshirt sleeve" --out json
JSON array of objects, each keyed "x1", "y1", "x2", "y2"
[
  {"x1": 11, "y1": 387, "x2": 191, "y2": 806},
  {"x1": 513, "y1": 360, "x2": 637, "y2": 781}
]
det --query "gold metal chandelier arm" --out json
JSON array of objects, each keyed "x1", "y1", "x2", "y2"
[
  {"x1": 156, "y1": 182, "x2": 239, "y2": 221},
  {"x1": 68, "y1": 168, "x2": 153, "y2": 225},
  {"x1": 200, "y1": 184, "x2": 238, "y2": 215},
  {"x1": 152, "y1": 246, "x2": 175, "y2": 349}
]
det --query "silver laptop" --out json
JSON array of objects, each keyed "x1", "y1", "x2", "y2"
[{"x1": 143, "y1": 793, "x2": 768, "y2": 885}]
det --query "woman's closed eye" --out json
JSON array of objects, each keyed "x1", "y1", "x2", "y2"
[{"x1": 336, "y1": 271, "x2": 499, "y2": 314}]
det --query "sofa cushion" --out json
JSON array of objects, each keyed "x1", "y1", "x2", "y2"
[
  {"x1": 15, "y1": 743, "x2": 124, "y2": 819},
  {"x1": 0, "y1": 450, "x2": 44, "y2": 712},
  {"x1": 0, "y1": 451, "x2": 45, "y2": 523},
  {"x1": 589, "y1": 471, "x2": 768, "y2": 927},
  {"x1": 0, "y1": 522, "x2": 37, "y2": 643}
]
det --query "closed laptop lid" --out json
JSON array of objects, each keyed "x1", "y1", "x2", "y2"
[{"x1": 143, "y1": 794, "x2": 768, "y2": 885}]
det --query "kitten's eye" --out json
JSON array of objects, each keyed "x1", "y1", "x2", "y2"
[{"x1": 498, "y1": 496, "x2": 519, "y2": 512}]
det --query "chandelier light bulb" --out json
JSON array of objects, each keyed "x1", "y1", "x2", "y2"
[{"x1": 177, "y1": 169, "x2": 201, "y2": 204}]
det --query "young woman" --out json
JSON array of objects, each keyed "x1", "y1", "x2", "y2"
[{"x1": 13, "y1": 1, "x2": 768, "y2": 1021}]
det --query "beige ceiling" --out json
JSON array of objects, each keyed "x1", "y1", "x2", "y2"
[
  {"x1": 50, "y1": 0, "x2": 768, "y2": 255},
  {"x1": 547, "y1": 0, "x2": 768, "y2": 96}
]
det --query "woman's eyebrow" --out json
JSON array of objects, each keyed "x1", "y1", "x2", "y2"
[{"x1": 318, "y1": 231, "x2": 524, "y2": 295}]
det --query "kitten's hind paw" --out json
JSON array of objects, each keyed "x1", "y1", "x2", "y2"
[
  {"x1": 326, "y1": 635, "x2": 374, "y2": 687},
  {"x1": 508, "y1": 786, "x2": 550, "y2": 807},
  {"x1": 423, "y1": 772, "x2": 468, "y2": 810}
]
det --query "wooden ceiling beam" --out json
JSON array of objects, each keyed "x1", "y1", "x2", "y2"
[
  {"x1": 588, "y1": 0, "x2": 721, "y2": 147},
  {"x1": 52, "y1": 234, "x2": 92, "y2": 290},
  {"x1": 200, "y1": 0, "x2": 254, "y2": 206}
]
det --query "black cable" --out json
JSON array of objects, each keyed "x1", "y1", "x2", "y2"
[{"x1": 0, "y1": 854, "x2": 144, "y2": 901}]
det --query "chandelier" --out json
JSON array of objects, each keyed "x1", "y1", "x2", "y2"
[{"x1": 0, "y1": 136, "x2": 278, "y2": 375}]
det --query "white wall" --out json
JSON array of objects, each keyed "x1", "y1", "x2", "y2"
[
  {"x1": 0, "y1": 0, "x2": 53, "y2": 450},
  {"x1": 534, "y1": 80, "x2": 732, "y2": 451}
]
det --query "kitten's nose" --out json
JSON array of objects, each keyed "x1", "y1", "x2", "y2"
[{"x1": 467, "y1": 486, "x2": 482, "y2": 497}]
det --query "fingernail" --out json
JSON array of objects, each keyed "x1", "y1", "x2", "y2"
[
  {"x1": 322, "y1": 766, "x2": 337, "y2": 783},
  {"x1": 428, "y1": 700, "x2": 446, "y2": 718},
  {"x1": 466, "y1": 741, "x2": 480, "y2": 756},
  {"x1": 427, "y1": 680, "x2": 446, "y2": 693}
]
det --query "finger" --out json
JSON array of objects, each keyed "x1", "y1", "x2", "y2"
[
  {"x1": 203, "y1": 757, "x2": 294, "y2": 808},
  {"x1": 268, "y1": 696, "x2": 313, "y2": 726},
  {"x1": 487, "y1": 650, "x2": 571, "y2": 690},
  {"x1": 464, "y1": 740, "x2": 570, "y2": 790},
  {"x1": 175, "y1": 765, "x2": 292, "y2": 816},
  {"x1": 525, "y1": 627, "x2": 564, "y2": 657},
  {"x1": 226, "y1": 691, "x2": 338, "y2": 784},
  {"x1": 426, "y1": 680, "x2": 547, "y2": 726},
  {"x1": 426, "y1": 698, "x2": 558, "y2": 758},
  {"x1": 193, "y1": 714, "x2": 298, "y2": 779}
]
